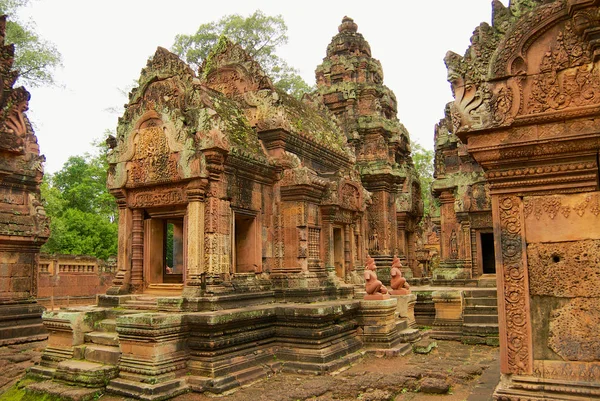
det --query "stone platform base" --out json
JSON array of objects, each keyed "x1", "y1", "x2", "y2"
[
  {"x1": 26, "y1": 380, "x2": 103, "y2": 401},
  {"x1": 36, "y1": 294, "x2": 413, "y2": 399},
  {"x1": 494, "y1": 374, "x2": 600, "y2": 400},
  {"x1": 0, "y1": 301, "x2": 47, "y2": 346}
]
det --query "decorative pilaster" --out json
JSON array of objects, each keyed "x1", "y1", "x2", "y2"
[
  {"x1": 344, "y1": 224, "x2": 351, "y2": 275},
  {"x1": 203, "y1": 147, "x2": 230, "y2": 289},
  {"x1": 130, "y1": 208, "x2": 144, "y2": 293},
  {"x1": 492, "y1": 195, "x2": 532, "y2": 375},
  {"x1": 107, "y1": 190, "x2": 132, "y2": 295},
  {"x1": 183, "y1": 179, "x2": 207, "y2": 297}
]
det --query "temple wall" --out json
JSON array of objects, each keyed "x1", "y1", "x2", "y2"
[
  {"x1": 523, "y1": 192, "x2": 600, "y2": 368},
  {"x1": 36, "y1": 255, "x2": 116, "y2": 308}
]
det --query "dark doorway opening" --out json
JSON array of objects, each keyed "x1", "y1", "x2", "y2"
[
  {"x1": 163, "y1": 219, "x2": 184, "y2": 283},
  {"x1": 333, "y1": 227, "x2": 344, "y2": 278},
  {"x1": 481, "y1": 233, "x2": 496, "y2": 274},
  {"x1": 234, "y1": 213, "x2": 258, "y2": 273}
]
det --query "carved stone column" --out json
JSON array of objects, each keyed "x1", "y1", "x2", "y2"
[
  {"x1": 130, "y1": 208, "x2": 144, "y2": 293},
  {"x1": 203, "y1": 148, "x2": 230, "y2": 290},
  {"x1": 107, "y1": 190, "x2": 133, "y2": 295},
  {"x1": 344, "y1": 224, "x2": 351, "y2": 276},
  {"x1": 183, "y1": 179, "x2": 207, "y2": 298},
  {"x1": 321, "y1": 206, "x2": 335, "y2": 275}
]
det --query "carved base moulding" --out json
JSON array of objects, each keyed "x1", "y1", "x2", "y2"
[{"x1": 495, "y1": 360, "x2": 600, "y2": 400}]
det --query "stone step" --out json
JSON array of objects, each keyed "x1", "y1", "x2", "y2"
[
  {"x1": 398, "y1": 327, "x2": 421, "y2": 343},
  {"x1": 122, "y1": 300, "x2": 159, "y2": 310},
  {"x1": 464, "y1": 297, "x2": 497, "y2": 307},
  {"x1": 97, "y1": 319, "x2": 116, "y2": 332},
  {"x1": 85, "y1": 331, "x2": 119, "y2": 346},
  {"x1": 463, "y1": 289, "x2": 498, "y2": 298},
  {"x1": 28, "y1": 365, "x2": 55, "y2": 379},
  {"x1": 107, "y1": 377, "x2": 187, "y2": 400},
  {"x1": 462, "y1": 335, "x2": 500, "y2": 347},
  {"x1": 26, "y1": 380, "x2": 103, "y2": 400},
  {"x1": 463, "y1": 323, "x2": 499, "y2": 335},
  {"x1": 84, "y1": 344, "x2": 121, "y2": 365},
  {"x1": 395, "y1": 318, "x2": 409, "y2": 332},
  {"x1": 54, "y1": 359, "x2": 119, "y2": 388},
  {"x1": 463, "y1": 314, "x2": 499, "y2": 324},
  {"x1": 464, "y1": 306, "x2": 498, "y2": 315}
]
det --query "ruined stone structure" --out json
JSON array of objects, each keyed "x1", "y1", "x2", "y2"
[
  {"x1": 447, "y1": 0, "x2": 600, "y2": 398},
  {"x1": 315, "y1": 17, "x2": 423, "y2": 279},
  {"x1": 0, "y1": 15, "x2": 50, "y2": 346},
  {"x1": 432, "y1": 109, "x2": 494, "y2": 283},
  {"x1": 33, "y1": 18, "x2": 421, "y2": 399}
]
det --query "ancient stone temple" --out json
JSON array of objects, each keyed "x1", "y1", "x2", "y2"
[
  {"x1": 0, "y1": 15, "x2": 50, "y2": 345},
  {"x1": 104, "y1": 39, "x2": 370, "y2": 300},
  {"x1": 446, "y1": 0, "x2": 600, "y2": 398},
  {"x1": 431, "y1": 107, "x2": 494, "y2": 283},
  {"x1": 33, "y1": 18, "x2": 421, "y2": 399},
  {"x1": 315, "y1": 17, "x2": 423, "y2": 279}
]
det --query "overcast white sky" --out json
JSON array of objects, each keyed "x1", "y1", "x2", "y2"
[{"x1": 20, "y1": 0, "x2": 506, "y2": 173}]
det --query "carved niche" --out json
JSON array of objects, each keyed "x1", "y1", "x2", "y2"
[
  {"x1": 340, "y1": 183, "x2": 361, "y2": 211},
  {"x1": 128, "y1": 118, "x2": 178, "y2": 186}
]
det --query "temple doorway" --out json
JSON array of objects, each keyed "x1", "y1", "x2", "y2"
[
  {"x1": 143, "y1": 214, "x2": 184, "y2": 290},
  {"x1": 163, "y1": 219, "x2": 184, "y2": 283},
  {"x1": 233, "y1": 211, "x2": 259, "y2": 273},
  {"x1": 480, "y1": 232, "x2": 496, "y2": 275},
  {"x1": 333, "y1": 227, "x2": 344, "y2": 278}
]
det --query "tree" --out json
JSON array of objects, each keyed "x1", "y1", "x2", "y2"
[
  {"x1": 0, "y1": 0, "x2": 62, "y2": 87},
  {"x1": 411, "y1": 141, "x2": 436, "y2": 216},
  {"x1": 172, "y1": 10, "x2": 312, "y2": 98},
  {"x1": 41, "y1": 150, "x2": 118, "y2": 260}
]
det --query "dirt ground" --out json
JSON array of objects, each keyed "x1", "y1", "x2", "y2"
[{"x1": 1, "y1": 337, "x2": 500, "y2": 401}]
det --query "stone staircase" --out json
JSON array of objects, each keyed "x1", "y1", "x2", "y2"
[
  {"x1": 31, "y1": 310, "x2": 123, "y2": 388},
  {"x1": 461, "y1": 289, "x2": 499, "y2": 346},
  {"x1": 122, "y1": 296, "x2": 160, "y2": 310}
]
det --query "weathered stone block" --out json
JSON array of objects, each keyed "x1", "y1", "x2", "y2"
[{"x1": 528, "y1": 239, "x2": 600, "y2": 298}]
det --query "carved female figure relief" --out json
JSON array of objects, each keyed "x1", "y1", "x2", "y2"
[{"x1": 450, "y1": 229, "x2": 459, "y2": 259}]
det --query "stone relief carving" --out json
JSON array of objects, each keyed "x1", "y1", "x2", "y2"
[
  {"x1": 549, "y1": 298, "x2": 600, "y2": 362},
  {"x1": 498, "y1": 195, "x2": 531, "y2": 375},
  {"x1": 523, "y1": 193, "x2": 600, "y2": 220}
]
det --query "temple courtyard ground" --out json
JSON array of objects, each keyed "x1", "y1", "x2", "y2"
[{"x1": 0, "y1": 334, "x2": 500, "y2": 401}]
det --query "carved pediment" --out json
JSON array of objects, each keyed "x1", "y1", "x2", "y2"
[
  {"x1": 449, "y1": 0, "x2": 600, "y2": 134},
  {"x1": 200, "y1": 36, "x2": 273, "y2": 97}
]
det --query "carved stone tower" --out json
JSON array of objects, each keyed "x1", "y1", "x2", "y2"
[
  {"x1": 0, "y1": 15, "x2": 49, "y2": 345},
  {"x1": 315, "y1": 17, "x2": 423, "y2": 277}
]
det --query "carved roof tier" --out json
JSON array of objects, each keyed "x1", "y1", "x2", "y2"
[
  {"x1": 447, "y1": 0, "x2": 600, "y2": 195},
  {"x1": 110, "y1": 37, "x2": 359, "y2": 191}
]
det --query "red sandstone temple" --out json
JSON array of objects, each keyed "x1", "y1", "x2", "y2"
[{"x1": 32, "y1": 18, "x2": 423, "y2": 398}]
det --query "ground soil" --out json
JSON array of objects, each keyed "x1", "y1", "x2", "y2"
[{"x1": 1, "y1": 336, "x2": 500, "y2": 401}]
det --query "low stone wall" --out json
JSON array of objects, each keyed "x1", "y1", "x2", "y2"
[{"x1": 37, "y1": 254, "x2": 116, "y2": 309}]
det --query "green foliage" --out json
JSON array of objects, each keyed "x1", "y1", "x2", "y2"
[
  {"x1": 41, "y1": 149, "x2": 117, "y2": 260},
  {"x1": 172, "y1": 10, "x2": 312, "y2": 98},
  {"x1": 411, "y1": 141, "x2": 436, "y2": 216},
  {"x1": 0, "y1": 0, "x2": 62, "y2": 87}
]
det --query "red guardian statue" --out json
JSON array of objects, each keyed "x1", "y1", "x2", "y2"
[
  {"x1": 364, "y1": 255, "x2": 389, "y2": 299},
  {"x1": 389, "y1": 255, "x2": 411, "y2": 295}
]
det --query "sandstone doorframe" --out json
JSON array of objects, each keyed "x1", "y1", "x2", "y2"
[
  {"x1": 232, "y1": 209, "x2": 260, "y2": 274},
  {"x1": 142, "y1": 209, "x2": 186, "y2": 291}
]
